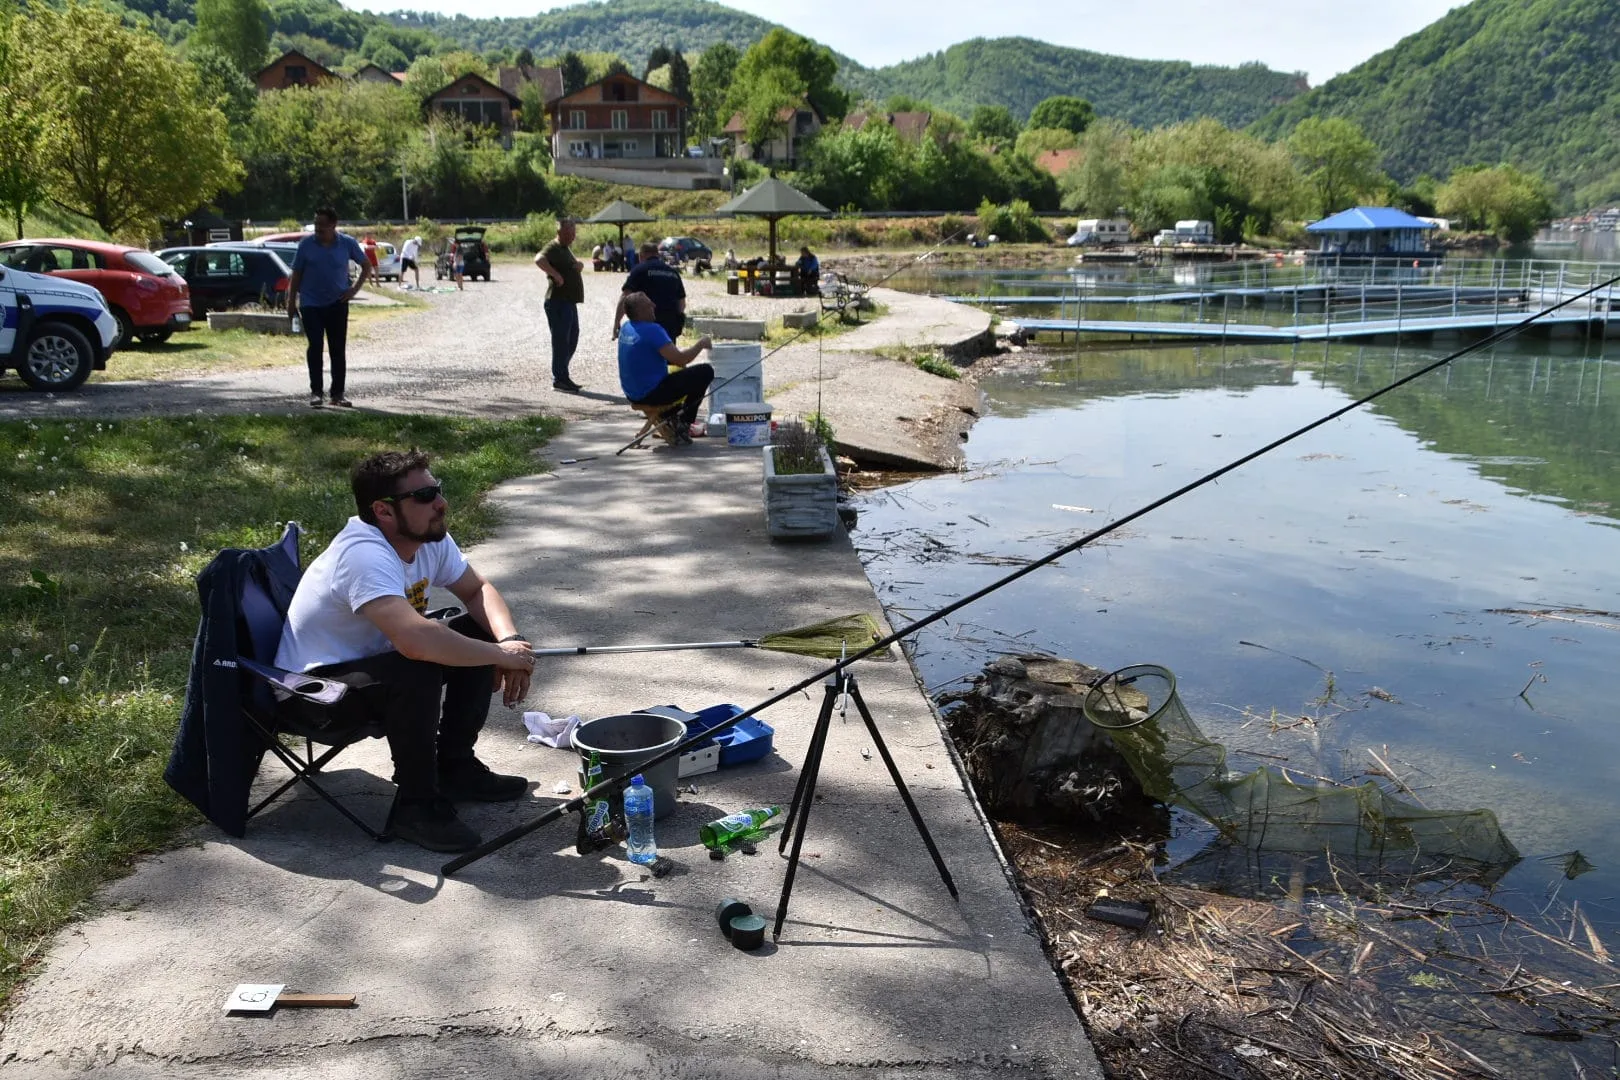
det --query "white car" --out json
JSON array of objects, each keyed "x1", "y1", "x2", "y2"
[
  {"x1": 0, "y1": 264, "x2": 119, "y2": 391},
  {"x1": 373, "y1": 241, "x2": 401, "y2": 281}
]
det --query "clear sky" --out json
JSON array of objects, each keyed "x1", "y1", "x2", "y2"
[{"x1": 352, "y1": 0, "x2": 1466, "y2": 87}]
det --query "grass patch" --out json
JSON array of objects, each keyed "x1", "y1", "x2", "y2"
[
  {"x1": 100, "y1": 295, "x2": 421, "y2": 381},
  {"x1": 0, "y1": 411, "x2": 562, "y2": 1009},
  {"x1": 875, "y1": 344, "x2": 961, "y2": 380}
]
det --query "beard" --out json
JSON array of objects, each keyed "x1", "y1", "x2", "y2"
[{"x1": 397, "y1": 512, "x2": 447, "y2": 544}]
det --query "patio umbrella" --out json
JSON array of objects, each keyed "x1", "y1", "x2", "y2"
[
  {"x1": 585, "y1": 198, "x2": 656, "y2": 251},
  {"x1": 714, "y1": 178, "x2": 831, "y2": 266}
]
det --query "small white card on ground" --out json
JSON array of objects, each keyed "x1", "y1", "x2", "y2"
[{"x1": 224, "y1": 983, "x2": 285, "y2": 1013}]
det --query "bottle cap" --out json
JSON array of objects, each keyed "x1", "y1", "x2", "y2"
[{"x1": 630, "y1": 774, "x2": 644, "y2": 785}]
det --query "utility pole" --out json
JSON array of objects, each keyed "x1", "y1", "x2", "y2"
[{"x1": 401, "y1": 156, "x2": 409, "y2": 224}]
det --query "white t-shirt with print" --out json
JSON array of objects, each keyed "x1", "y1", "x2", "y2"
[{"x1": 274, "y1": 516, "x2": 470, "y2": 672}]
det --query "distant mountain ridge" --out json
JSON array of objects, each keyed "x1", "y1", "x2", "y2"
[
  {"x1": 846, "y1": 38, "x2": 1309, "y2": 129},
  {"x1": 387, "y1": 0, "x2": 1309, "y2": 129},
  {"x1": 1250, "y1": 0, "x2": 1620, "y2": 203}
]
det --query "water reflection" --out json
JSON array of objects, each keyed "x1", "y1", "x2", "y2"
[{"x1": 853, "y1": 335, "x2": 1620, "y2": 945}]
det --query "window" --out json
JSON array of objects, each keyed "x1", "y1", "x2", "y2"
[
  {"x1": 611, "y1": 109, "x2": 627, "y2": 130},
  {"x1": 569, "y1": 109, "x2": 586, "y2": 129},
  {"x1": 0, "y1": 245, "x2": 35, "y2": 269},
  {"x1": 201, "y1": 252, "x2": 246, "y2": 278},
  {"x1": 46, "y1": 246, "x2": 101, "y2": 270},
  {"x1": 651, "y1": 110, "x2": 669, "y2": 130},
  {"x1": 568, "y1": 140, "x2": 592, "y2": 158},
  {"x1": 285, "y1": 64, "x2": 306, "y2": 84},
  {"x1": 603, "y1": 140, "x2": 637, "y2": 159}
]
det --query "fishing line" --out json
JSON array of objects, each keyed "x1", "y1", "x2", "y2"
[
  {"x1": 444, "y1": 270, "x2": 1620, "y2": 875},
  {"x1": 706, "y1": 229, "x2": 968, "y2": 398}
]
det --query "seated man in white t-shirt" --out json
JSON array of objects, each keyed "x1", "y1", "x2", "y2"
[{"x1": 274, "y1": 449, "x2": 537, "y2": 853}]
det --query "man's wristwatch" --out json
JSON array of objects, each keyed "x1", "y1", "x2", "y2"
[{"x1": 499, "y1": 633, "x2": 528, "y2": 643}]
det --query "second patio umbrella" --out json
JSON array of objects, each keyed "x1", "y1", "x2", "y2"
[
  {"x1": 714, "y1": 177, "x2": 831, "y2": 265},
  {"x1": 585, "y1": 198, "x2": 657, "y2": 252}
]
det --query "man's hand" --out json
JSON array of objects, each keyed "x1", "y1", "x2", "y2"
[
  {"x1": 696, "y1": 335, "x2": 713, "y2": 352},
  {"x1": 493, "y1": 638, "x2": 534, "y2": 709},
  {"x1": 611, "y1": 323, "x2": 620, "y2": 340}
]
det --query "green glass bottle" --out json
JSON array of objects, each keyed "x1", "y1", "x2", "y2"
[{"x1": 700, "y1": 806, "x2": 783, "y2": 850}]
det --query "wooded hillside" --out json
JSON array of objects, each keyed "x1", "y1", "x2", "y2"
[{"x1": 1250, "y1": 0, "x2": 1620, "y2": 205}]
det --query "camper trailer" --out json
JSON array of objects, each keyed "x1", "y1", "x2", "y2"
[
  {"x1": 1174, "y1": 220, "x2": 1215, "y2": 244},
  {"x1": 1067, "y1": 218, "x2": 1132, "y2": 247}
]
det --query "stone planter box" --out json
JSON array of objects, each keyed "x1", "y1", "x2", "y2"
[
  {"x1": 690, "y1": 317, "x2": 765, "y2": 340},
  {"x1": 206, "y1": 311, "x2": 297, "y2": 335},
  {"x1": 762, "y1": 444, "x2": 839, "y2": 540},
  {"x1": 781, "y1": 310, "x2": 818, "y2": 330}
]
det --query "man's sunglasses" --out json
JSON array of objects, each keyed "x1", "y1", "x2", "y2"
[{"x1": 383, "y1": 484, "x2": 442, "y2": 505}]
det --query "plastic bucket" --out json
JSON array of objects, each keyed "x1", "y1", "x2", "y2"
[
  {"x1": 573, "y1": 712, "x2": 687, "y2": 819},
  {"x1": 724, "y1": 402, "x2": 773, "y2": 447}
]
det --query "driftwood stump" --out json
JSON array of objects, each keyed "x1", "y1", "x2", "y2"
[{"x1": 940, "y1": 655, "x2": 1148, "y2": 822}]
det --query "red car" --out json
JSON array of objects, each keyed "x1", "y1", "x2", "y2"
[{"x1": 0, "y1": 239, "x2": 192, "y2": 346}]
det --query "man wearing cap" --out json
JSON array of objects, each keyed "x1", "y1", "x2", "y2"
[
  {"x1": 274, "y1": 449, "x2": 536, "y2": 853},
  {"x1": 399, "y1": 235, "x2": 422, "y2": 289}
]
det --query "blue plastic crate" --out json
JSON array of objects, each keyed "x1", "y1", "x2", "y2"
[{"x1": 637, "y1": 704, "x2": 774, "y2": 768}]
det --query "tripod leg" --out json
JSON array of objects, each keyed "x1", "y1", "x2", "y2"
[
  {"x1": 772, "y1": 680, "x2": 841, "y2": 940},
  {"x1": 847, "y1": 678, "x2": 958, "y2": 898},
  {"x1": 780, "y1": 677, "x2": 839, "y2": 852}
]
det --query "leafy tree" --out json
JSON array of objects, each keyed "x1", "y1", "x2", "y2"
[
  {"x1": 0, "y1": 1, "x2": 47, "y2": 238},
  {"x1": 644, "y1": 42, "x2": 671, "y2": 78},
  {"x1": 604, "y1": 56, "x2": 629, "y2": 78},
  {"x1": 1060, "y1": 119, "x2": 1133, "y2": 216},
  {"x1": 191, "y1": 0, "x2": 270, "y2": 77},
  {"x1": 690, "y1": 41, "x2": 737, "y2": 140},
  {"x1": 559, "y1": 50, "x2": 587, "y2": 94},
  {"x1": 1287, "y1": 116, "x2": 1387, "y2": 217},
  {"x1": 186, "y1": 43, "x2": 258, "y2": 135},
  {"x1": 668, "y1": 48, "x2": 690, "y2": 103},
  {"x1": 884, "y1": 94, "x2": 932, "y2": 114},
  {"x1": 1014, "y1": 127, "x2": 1077, "y2": 158},
  {"x1": 20, "y1": 3, "x2": 241, "y2": 237},
  {"x1": 798, "y1": 122, "x2": 904, "y2": 211},
  {"x1": 727, "y1": 28, "x2": 848, "y2": 149},
  {"x1": 515, "y1": 46, "x2": 533, "y2": 67},
  {"x1": 1436, "y1": 163, "x2": 1553, "y2": 242},
  {"x1": 1028, "y1": 95, "x2": 1094, "y2": 135},
  {"x1": 969, "y1": 105, "x2": 1020, "y2": 144}
]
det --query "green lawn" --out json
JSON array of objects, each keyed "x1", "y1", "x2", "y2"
[{"x1": 0, "y1": 412, "x2": 562, "y2": 1009}]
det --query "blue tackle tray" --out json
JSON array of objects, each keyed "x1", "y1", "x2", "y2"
[{"x1": 637, "y1": 704, "x2": 774, "y2": 767}]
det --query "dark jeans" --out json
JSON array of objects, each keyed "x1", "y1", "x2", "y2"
[
  {"x1": 300, "y1": 301, "x2": 349, "y2": 398},
  {"x1": 544, "y1": 298, "x2": 580, "y2": 383},
  {"x1": 632, "y1": 363, "x2": 714, "y2": 426},
  {"x1": 276, "y1": 614, "x2": 495, "y2": 799}
]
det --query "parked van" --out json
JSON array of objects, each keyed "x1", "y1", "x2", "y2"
[
  {"x1": 1174, "y1": 220, "x2": 1215, "y2": 244},
  {"x1": 1067, "y1": 218, "x2": 1132, "y2": 247}
]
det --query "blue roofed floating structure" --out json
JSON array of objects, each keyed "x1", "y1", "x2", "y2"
[{"x1": 1306, "y1": 206, "x2": 1439, "y2": 263}]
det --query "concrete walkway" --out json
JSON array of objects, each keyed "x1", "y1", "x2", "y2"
[{"x1": 0, "y1": 421, "x2": 1102, "y2": 1079}]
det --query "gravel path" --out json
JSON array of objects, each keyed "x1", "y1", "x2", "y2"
[{"x1": 0, "y1": 259, "x2": 987, "y2": 468}]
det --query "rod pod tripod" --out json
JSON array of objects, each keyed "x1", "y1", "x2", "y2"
[{"x1": 772, "y1": 667, "x2": 958, "y2": 941}]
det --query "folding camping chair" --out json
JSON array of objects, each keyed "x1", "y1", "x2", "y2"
[{"x1": 226, "y1": 522, "x2": 397, "y2": 840}]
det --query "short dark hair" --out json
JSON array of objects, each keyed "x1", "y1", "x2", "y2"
[
  {"x1": 314, "y1": 207, "x2": 339, "y2": 225},
  {"x1": 352, "y1": 450, "x2": 431, "y2": 524}
]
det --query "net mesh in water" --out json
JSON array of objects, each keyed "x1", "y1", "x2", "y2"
[
  {"x1": 758, "y1": 613, "x2": 885, "y2": 658},
  {"x1": 1084, "y1": 664, "x2": 1519, "y2": 870}
]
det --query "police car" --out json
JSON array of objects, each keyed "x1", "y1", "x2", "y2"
[{"x1": 0, "y1": 262, "x2": 119, "y2": 391}]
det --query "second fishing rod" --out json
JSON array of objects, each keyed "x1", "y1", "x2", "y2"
[{"x1": 443, "y1": 270, "x2": 1620, "y2": 877}]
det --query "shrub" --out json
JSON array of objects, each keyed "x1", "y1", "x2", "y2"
[
  {"x1": 770, "y1": 420, "x2": 828, "y2": 475},
  {"x1": 913, "y1": 352, "x2": 961, "y2": 379}
]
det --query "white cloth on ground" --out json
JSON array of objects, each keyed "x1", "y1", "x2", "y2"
[{"x1": 523, "y1": 711, "x2": 582, "y2": 748}]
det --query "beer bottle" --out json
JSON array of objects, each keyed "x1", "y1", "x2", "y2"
[{"x1": 699, "y1": 806, "x2": 782, "y2": 850}]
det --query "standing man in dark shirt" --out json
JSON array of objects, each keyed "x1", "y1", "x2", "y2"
[
  {"x1": 534, "y1": 217, "x2": 584, "y2": 393},
  {"x1": 288, "y1": 207, "x2": 371, "y2": 409},
  {"x1": 611, "y1": 242, "x2": 686, "y2": 344}
]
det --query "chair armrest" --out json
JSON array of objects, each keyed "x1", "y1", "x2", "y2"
[
  {"x1": 239, "y1": 657, "x2": 348, "y2": 706},
  {"x1": 425, "y1": 606, "x2": 463, "y2": 622}
]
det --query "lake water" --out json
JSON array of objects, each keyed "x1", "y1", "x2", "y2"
[{"x1": 860, "y1": 267, "x2": 1620, "y2": 945}]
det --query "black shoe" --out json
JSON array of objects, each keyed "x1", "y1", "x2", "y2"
[
  {"x1": 553, "y1": 380, "x2": 582, "y2": 393},
  {"x1": 389, "y1": 796, "x2": 481, "y2": 853},
  {"x1": 309, "y1": 395, "x2": 324, "y2": 408},
  {"x1": 331, "y1": 396, "x2": 354, "y2": 408},
  {"x1": 439, "y1": 757, "x2": 529, "y2": 802}
]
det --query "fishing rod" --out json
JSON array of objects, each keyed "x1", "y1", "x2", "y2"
[
  {"x1": 444, "y1": 271, "x2": 1620, "y2": 877},
  {"x1": 703, "y1": 228, "x2": 969, "y2": 398}
]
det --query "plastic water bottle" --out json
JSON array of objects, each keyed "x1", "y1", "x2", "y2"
[{"x1": 623, "y1": 774, "x2": 657, "y2": 865}]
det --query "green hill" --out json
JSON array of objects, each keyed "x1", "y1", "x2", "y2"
[
  {"x1": 387, "y1": 1, "x2": 1306, "y2": 129},
  {"x1": 1250, "y1": 0, "x2": 1620, "y2": 205},
  {"x1": 848, "y1": 38, "x2": 1309, "y2": 128}
]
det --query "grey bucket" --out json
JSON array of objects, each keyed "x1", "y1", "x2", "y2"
[{"x1": 573, "y1": 713, "x2": 687, "y2": 820}]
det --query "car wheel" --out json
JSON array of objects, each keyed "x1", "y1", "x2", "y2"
[
  {"x1": 136, "y1": 329, "x2": 172, "y2": 345},
  {"x1": 110, "y1": 307, "x2": 134, "y2": 349},
  {"x1": 18, "y1": 320, "x2": 95, "y2": 392}
]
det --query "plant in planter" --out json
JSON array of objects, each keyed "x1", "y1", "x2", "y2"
[{"x1": 762, "y1": 418, "x2": 838, "y2": 539}]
